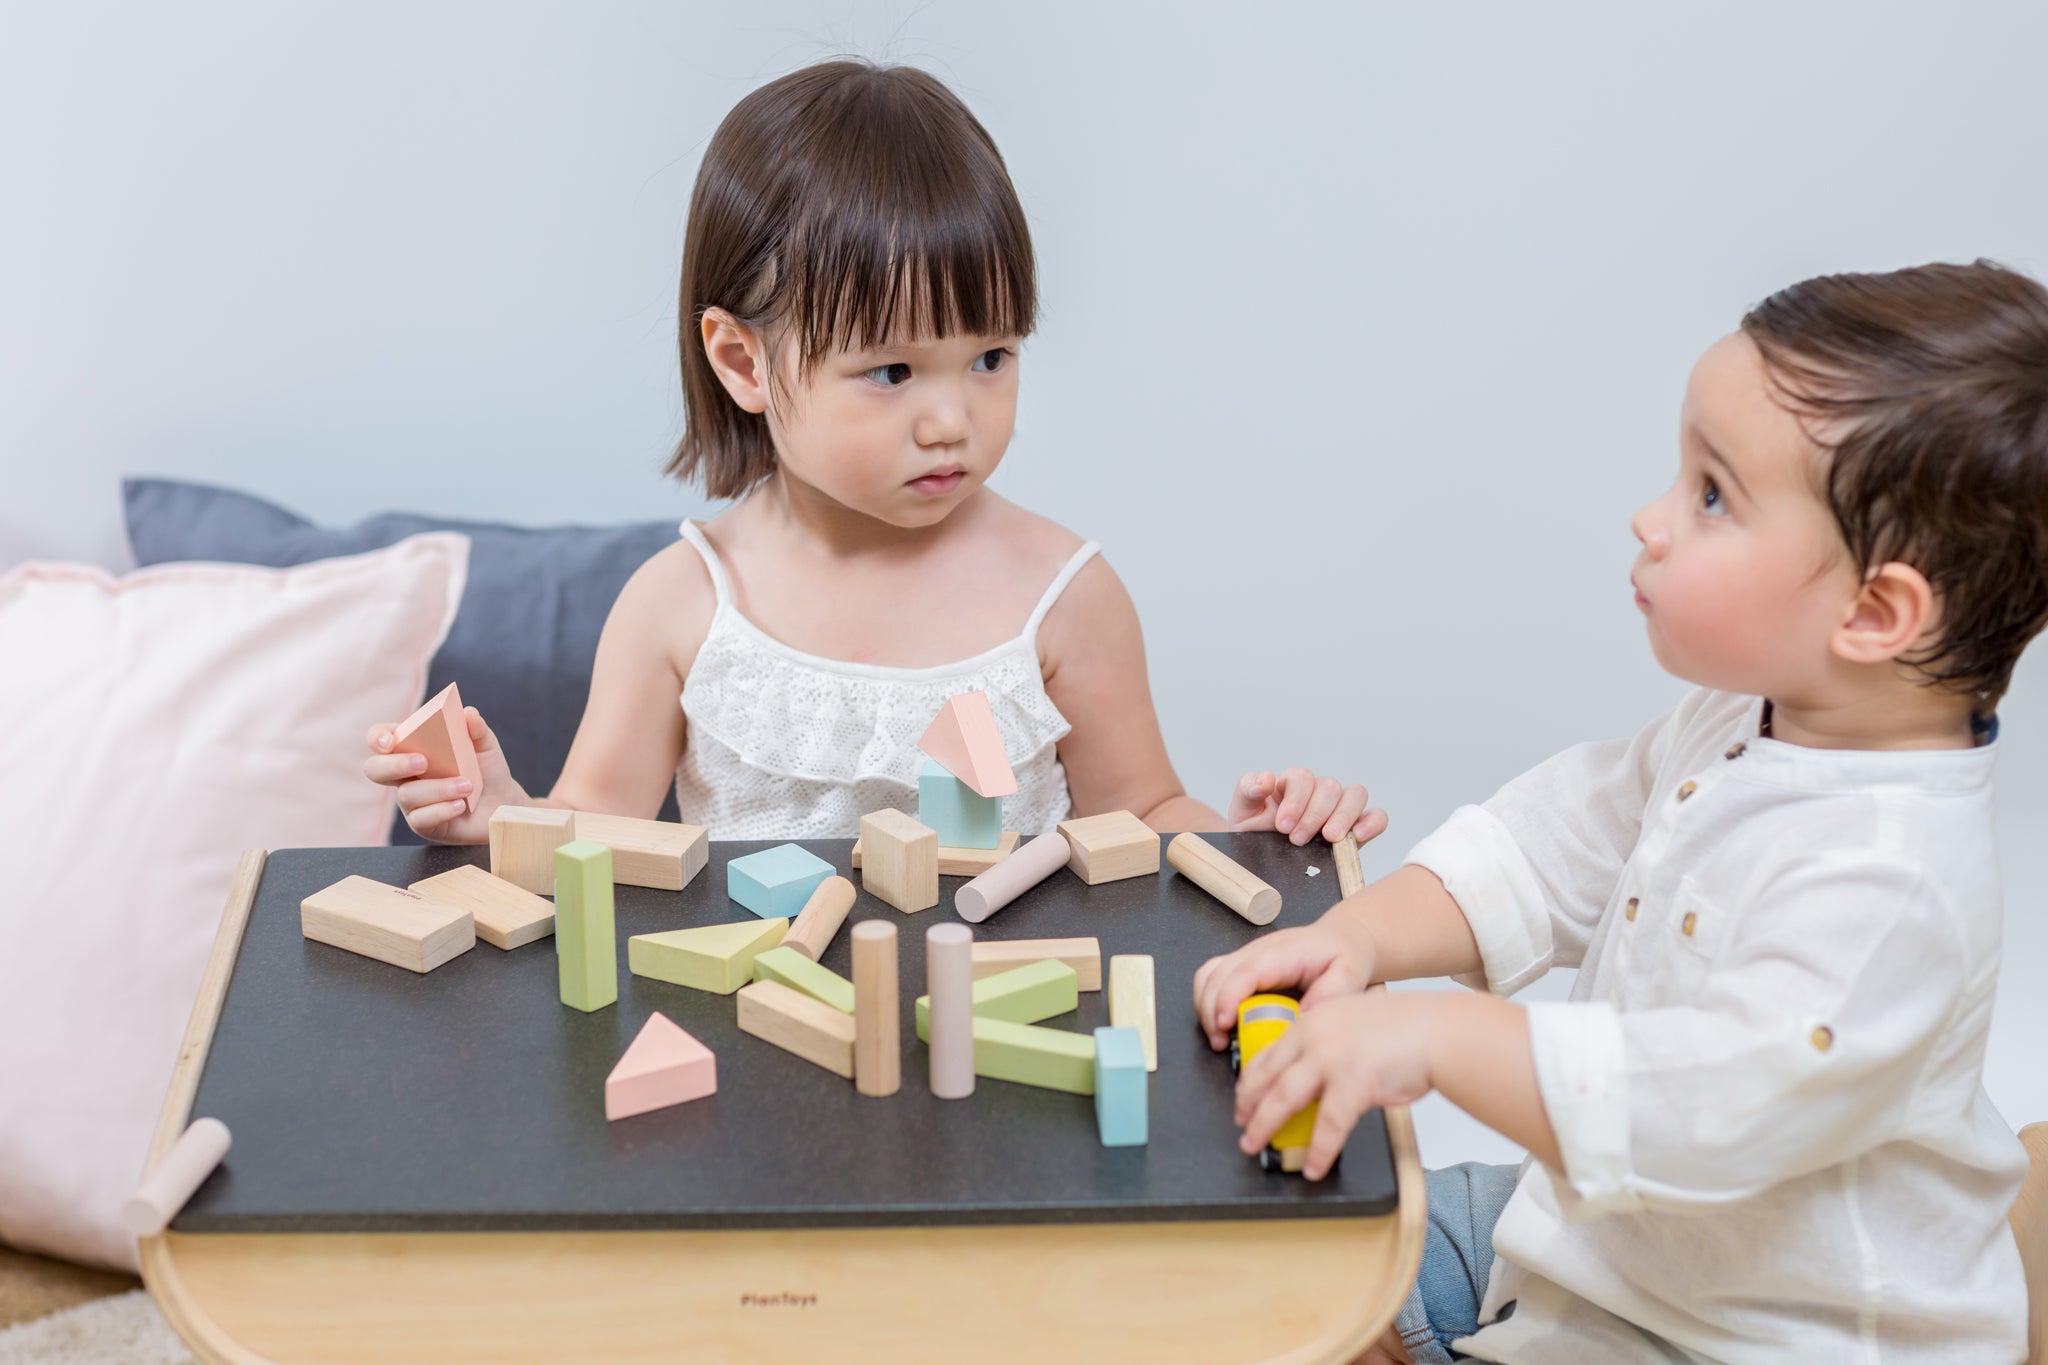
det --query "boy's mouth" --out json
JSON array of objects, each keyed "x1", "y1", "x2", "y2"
[
  {"x1": 908, "y1": 466, "x2": 966, "y2": 497},
  {"x1": 1631, "y1": 574, "x2": 1650, "y2": 611}
]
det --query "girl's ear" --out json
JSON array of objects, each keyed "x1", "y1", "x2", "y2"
[
  {"x1": 1833, "y1": 561, "x2": 1938, "y2": 667},
  {"x1": 700, "y1": 308, "x2": 769, "y2": 414}
]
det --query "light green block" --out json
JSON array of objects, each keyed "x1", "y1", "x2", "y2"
[
  {"x1": 752, "y1": 945, "x2": 855, "y2": 1014},
  {"x1": 555, "y1": 840, "x2": 616, "y2": 1012},
  {"x1": 915, "y1": 959, "x2": 1079, "y2": 1041},
  {"x1": 629, "y1": 917, "x2": 789, "y2": 995},
  {"x1": 971, "y1": 1017, "x2": 1096, "y2": 1095}
]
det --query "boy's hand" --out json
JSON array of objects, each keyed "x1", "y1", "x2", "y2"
[
  {"x1": 1191, "y1": 916, "x2": 1380, "y2": 1051},
  {"x1": 362, "y1": 706, "x2": 529, "y2": 844},
  {"x1": 1235, "y1": 992, "x2": 1434, "y2": 1181},
  {"x1": 1229, "y1": 768, "x2": 1388, "y2": 847}
]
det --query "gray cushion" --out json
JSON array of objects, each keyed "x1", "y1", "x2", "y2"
[{"x1": 124, "y1": 478, "x2": 681, "y2": 843}]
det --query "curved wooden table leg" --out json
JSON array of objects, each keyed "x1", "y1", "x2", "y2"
[{"x1": 142, "y1": 849, "x2": 1425, "y2": 1365}]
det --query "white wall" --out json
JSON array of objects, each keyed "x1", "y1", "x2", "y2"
[{"x1": 4, "y1": 0, "x2": 2044, "y2": 1168}]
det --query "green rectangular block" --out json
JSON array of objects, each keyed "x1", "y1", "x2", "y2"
[
  {"x1": 554, "y1": 840, "x2": 616, "y2": 1013},
  {"x1": 915, "y1": 959, "x2": 1079, "y2": 1041},
  {"x1": 752, "y1": 944, "x2": 855, "y2": 1014},
  {"x1": 971, "y1": 1017, "x2": 1096, "y2": 1095}
]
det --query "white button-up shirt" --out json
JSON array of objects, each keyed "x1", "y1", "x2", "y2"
[{"x1": 1405, "y1": 688, "x2": 2027, "y2": 1364}]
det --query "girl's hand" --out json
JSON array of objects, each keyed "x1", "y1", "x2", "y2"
[
  {"x1": 362, "y1": 707, "x2": 530, "y2": 845},
  {"x1": 1190, "y1": 916, "x2": 1380, "y2": 1052},
  {"x1": 1229, "y1": 768, "x2": 1388, "y2": 847},
  {"x1": 1235, "y1": 992, "x2": 1434, "y2": 1181}
]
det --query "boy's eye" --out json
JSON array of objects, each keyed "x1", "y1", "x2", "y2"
[
  {"x1": 864, "y1": 362, "x2": 913, "y2": 387},
  {"x1": 1701, "y1": 476, "x2": 1727, "y2": 515},
  {"x1": 971, "y1": 347, "x2": 1010, "y2": 373}
]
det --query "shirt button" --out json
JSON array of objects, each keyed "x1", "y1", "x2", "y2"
[
  {"x1": 1724, "y1": 742, "x2": 1747, "y2": 760},
  {"x1": 1677, "y1": 780, "x2": 1698, "y2": 801},
  {"x1": 1811, "y1": 1025, "x2": 1834, "y2": 1053},
  {"x1": 1625, "y1": 897, "x2": 1639, "y2": 921},
  {"x1": 1681, "y1": 911, "x2": 1698, "y2": 936}
]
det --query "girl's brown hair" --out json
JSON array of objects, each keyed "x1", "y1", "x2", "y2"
[
  {"x1": 669, "y1": 61, "x2": 1037, "y2": 500},
  {"x1": 1742, "y1": 260, "x2": 2048, "y2": 710}
]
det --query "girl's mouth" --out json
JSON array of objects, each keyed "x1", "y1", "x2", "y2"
[{"x1": 909, "y1": 468, "x2": 966, "y2": 497}]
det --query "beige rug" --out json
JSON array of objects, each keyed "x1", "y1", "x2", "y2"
[{"x1": 0, "y1": 1290, "x2": 191, "y2": 1365}]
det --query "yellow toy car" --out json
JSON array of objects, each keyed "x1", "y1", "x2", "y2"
[{"x1": 1231, "y1": 993, "x2": 1322, "y2": 1174}]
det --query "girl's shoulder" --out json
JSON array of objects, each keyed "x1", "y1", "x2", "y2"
[
  {"x1": 965, "y1": 491, "x2": 1091, "y2": 582},
  {"x1": 602, "y1": 532, "x2": 720, "y2": 678}
]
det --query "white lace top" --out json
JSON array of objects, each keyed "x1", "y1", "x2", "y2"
[{"x1": 672, "y1": 521, "x2": 1098, "y2": 840}]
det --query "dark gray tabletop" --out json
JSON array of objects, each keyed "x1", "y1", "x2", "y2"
[{"x1": 179, "y1": 833, "x2": 1398, "y2": 1233}]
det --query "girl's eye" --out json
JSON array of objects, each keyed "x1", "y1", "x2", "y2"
[
  {"x1": 864, "y1": 362, "x2": 912, "y2": 387},
  {"x1": 971, "y1": 347, "x2": 1010, "y2": 373},
  {"x1": 1701, "y1": 476, "x2": 1727, "y2": 516}
]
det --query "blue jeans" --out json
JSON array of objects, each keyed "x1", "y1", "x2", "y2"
[{"x1": 1392, "y1": 1162, "x2": 1521, "y2": 1363}]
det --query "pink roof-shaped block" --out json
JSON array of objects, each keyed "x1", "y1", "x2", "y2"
[
  {"x1": 606, "y1": 1012, "x2": 717, "y2": 1121},
  {"x1": 392, "y1": 681, "x2": 482, "y2": 814},
  {"x1": 917, "y1": 691, "x2": 1017, "y2": 798}
]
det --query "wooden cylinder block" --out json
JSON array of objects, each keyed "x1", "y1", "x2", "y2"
[
  {"x1": 925, "y1": 924, "x2": 974, "y2": 1100},
  {"x1": 124, "y1": 1117, "x2": 232, "y2": 1237},
  {"x1": 782, "y1": 876, "x2": 855, "y2": 961},
  {"x1": 1166, "y1": 833, "x2": 1282, "y2": 926},
  {"x1": 954, "y1": 831, "x2": 1070, "y2": 923},
  {"x1": 852, "y1": 920, "x2": 901, "y2": 1097}
]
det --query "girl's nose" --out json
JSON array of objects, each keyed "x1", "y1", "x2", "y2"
[
  {"x1": 1631, "y1": 501, "x2": 1669, "y2": 559},
  {"x1": 915, "y1": 392, "x2": 970, "y2": 448}
]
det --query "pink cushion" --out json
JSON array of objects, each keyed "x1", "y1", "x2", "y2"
[{"x1": 0, "y1": 533, "x2": 469, "y2": 1271}]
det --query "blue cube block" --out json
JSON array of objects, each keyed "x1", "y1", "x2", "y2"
[
  {"x1": 1093, "y1": 1026, "x2": 1148, "y2": 1147},
  {"x1": 727, "y1": 843, "x2": 836, "y2": 920},
  {"x1": 917, "y1": 759, "x2": 1002, "y2": 849}
]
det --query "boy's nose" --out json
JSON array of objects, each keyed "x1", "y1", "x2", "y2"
[{"x1": 1631, "y1": 502, "x2": 1669, "y2": 559}]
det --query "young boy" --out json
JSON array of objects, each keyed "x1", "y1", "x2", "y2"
[{"x1": 1195, "y1": 260, "x2": 2048, "y2": 1363}]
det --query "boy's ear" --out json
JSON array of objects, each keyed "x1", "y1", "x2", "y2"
[
  {"x1": 700, "y1": 308, "x2": 770, "y2": 415},
  {"x1": 1833, "y1": 561, "x2": 1938, "y2": 667}
]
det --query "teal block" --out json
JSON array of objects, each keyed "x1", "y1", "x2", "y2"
[
  {"x1": 555, "y1": 840, "x2": 617, "y2": 1013},
  {"x1": 917, "y1": 760, "x2": 1001, "y2": 850},
  {"x1": 727, "y1": 843, "x2": 836, "y2": 919},
  {"x1": 1093, "y1": 1027, "x2": 1147, "y2": 1147}
]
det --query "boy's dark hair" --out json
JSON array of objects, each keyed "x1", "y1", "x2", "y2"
[
  {"x1": 1742, "y1": 260, "x2": 2048, "y2": 710},
  {"x1": 669, "y1": 61, "x2": 1037, "y2": 500}
]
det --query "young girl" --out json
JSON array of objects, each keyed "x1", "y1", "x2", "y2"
[{"x1": 365, "y1": 60, "x2": 1383, "y2": 849}]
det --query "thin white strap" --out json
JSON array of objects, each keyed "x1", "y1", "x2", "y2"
[
  {"x1": 677, "y1": 520, "x2": 733, "y2": 608},
  {"x1": 1023, "y1": 541, "x2": 1101, "y2": 642}
]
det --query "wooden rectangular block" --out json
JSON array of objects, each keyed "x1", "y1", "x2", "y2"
[
  {"x1": 915, "y1": 959, "x2": 1079, "y2": 1041},
  {"x1": 727, "y1": 843, "x2": 837, "y2": 920},
  {"x1": 736, "y1": 979, "x2": 856, "y2": 1079},
  {"x1": 554, "y1": 840, "x2": 617, "y2": 1013},
  {"x1": 488, "y1": 806, "x2": 577, "y2": 895},
  {"x1": 574, "y1": 812, "x2": 709, "y2": 892},
  {"x1": 971, "y1": 1017, "x2": 1096, "y2": 1095},
  {"x1": 851, "y1": 830, "x2": 1019, "y2": 876},
  {"x1": 970, "y1": 937, "x2": 1102, "y2": 992},
  {"x1": 1057, "y1": 810, "x2": 1161, "y2": 885},
  {"x1": 628, "y1": 918, "x2": 788, "y2": 996},
  {"x1": 916, "y1": 761, "x2": 1002, "y2": 850},
  {"x1": 1093, "y1": 1026, "x2": 1148, "y2": 1146},
  {"x1": 859, "y1": 809, "x2": 938, "y2": 914},
  {"x1": 1109, "y1": 954, "x2": 1157, "y2": 1072},
  {"x1": 751, "y1": 944, "x2": 855, "y2": 1014},
  {"x1": 408, "y1": 863, "x2": 554, "y2": 950},
  {"x1": 300, "y1": 875, "x2": 474, "y2": 974}
]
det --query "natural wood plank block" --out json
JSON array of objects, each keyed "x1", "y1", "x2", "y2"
[
  {"x1": 605, "y1": 1012, "x2": 716, "y2": 1121},
  {"x1": 954, "y1": 831, "x2": 1067, "y2": 922},
  {"x1": 408, "y1": 864, "x2": 554, "y2": 951},
  {"x1": 1167, "y1": 832, "x2": 1281, "y2": 926},
  {"x1": 1109, "y1": 954, "x2": 1158, "y2": 1072},
  {"x1": 488, "y1": 806, "x2": 577, "y2": 896},
  {"x1": 751, "y1": 945, "x2": 855, "y2": 1014},
  {"x1": 726, "y1": 843, "x2": 836, "y2": 919},
  {"x1": 300, "y1": 875, "x2": 474, "y2": 974},
  {"x1": 574, "y1": 812, "x2": 708, "y2": 892},
  {"x1": 391, "y1": 682, "x2": 481, "y2": 815},
  {"x1": 925, "y1": 923, "x2": 974, "y2": 1100},
  {"x1": 916, "y1": 958, "x2": 1078, "y2": 1041},
  {"x1": 970, "y1": 937, "x2": 1101, "y2": 991},
  {"x1": 971, "y1": 1017, "x2": 1095, "y2": 1095},
  {"x1": 781, "y1": 875, "x2": 854, "y2": 961},
  {"x1": 736, "y1": 979, "x2": 855, "y2": 1079},
  {"x1": 851, "y1": 830, "x2": 1018, "y2": 876},
  {"x1": 628, "y1": 918, "x2": 788, "y2": 996},
  {"x1": 1093, "y1": 1027, "x2": 1148, "y2": 1146},
  {"x1": 554, "y1": 841, "x2": 616, "y2": 1013},
  {"x1": 859, "y1": 809, "x2": 937, "y2": 914},
  {"x1": 1057, "y1": 811, "x2": 1161, "y2": 885},
  {"x1": 852, "y1": 920, "x2": 900, "y2": 1096},
  {"x1": 917, "y1": 690, "x2": 1017, "y2": 798}
]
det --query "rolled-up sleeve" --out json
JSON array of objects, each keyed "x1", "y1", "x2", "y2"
[{"x1": 1527, "y1": 855, "x2": 1964, "y2": 1220}]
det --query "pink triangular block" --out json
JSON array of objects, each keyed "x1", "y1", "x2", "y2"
[
  {"x1": 917, "y1": 691, "x2": 1017, "y2": 798},
  {"x1": 392, "y1": 681, "x2": 482, "y2": 814},
  {"x1": 606, "y1": 1012, "x2": 717, "y2": 1121}
]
